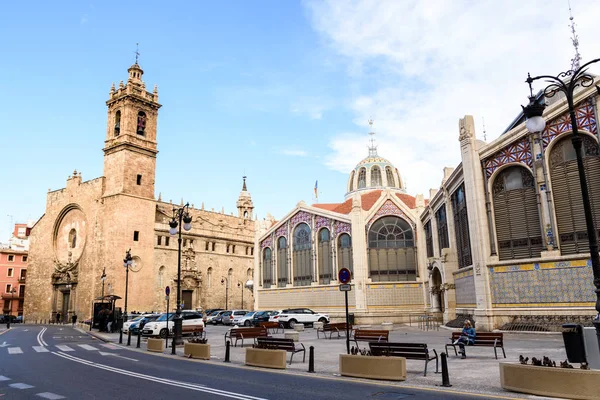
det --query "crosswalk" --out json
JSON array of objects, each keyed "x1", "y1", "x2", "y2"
[{"x1": 4, "y1": 343, "x2": 120, "y2": 354}]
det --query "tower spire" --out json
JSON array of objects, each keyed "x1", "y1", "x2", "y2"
[
  {"x1": 135, "y1": 42, "x2": 140, "y2": 65},
  {"x1": 568, "y1": 0, "x2": 581, "y2": 72},
  {"x1": 242, "y1": 175, "x2": 247, "y2": 191},
  {"x1": 367, "y1": 118, "x2": 378, "y2": 157}
]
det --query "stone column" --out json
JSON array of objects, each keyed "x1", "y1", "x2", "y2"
[
  {"x1": 350, "y1": 194, "x2": 367, "y2": 311},
  {"x1": 458, "y1": 115, "x2": 494, "y2": 331}
]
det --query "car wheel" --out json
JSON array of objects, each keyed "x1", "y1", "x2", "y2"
[
  {"x1": 244, "y1": 320, "x2": 251, "y2": 326},
  {"x1": 318, "y1": 317, "x2": 327, "y2": 323},
  {"x1": 288, "y1": 319, "x2": 297, "y2": 328},
  {"x1": 159, "y1": 328, "x2": 168, "y2": 339}
]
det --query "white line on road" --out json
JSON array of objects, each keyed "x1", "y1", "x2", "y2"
[
  {"x1": 0, "y1": 341, "x2": 9, "y2": 347},
  {"x1": 101, "y1": 344, "x2": 120, "y2": 350},
  {"x1": 8, "y1": 347, "x2": 23, "y2": 354},
  {"x1": 53, "y1": 351, "x2": 267, "y2": 400},
  {"x1": 54, "y1": 345, "x2": 74, "y2": 352},
  {"x1": 0, "y1": 376, "x2": 10, "y2": 381},
  {"x1": 33, "y1": 346, "x2": 50, "y2": 353},
  {"x1": 98, "y1": 351, "x2": 138, "y2": 362},
  {"x1": 37, "y1": 327, "x2": 48, "y2": 347},
  {"x1": 9, "y1": 383, "x2": 34, "y2": 389},
  {"x1": 77, "y1": 344, "x2": 98, "y2": 351},
  {"x1": 36, "y1": 393, "x2": 65, "y2": 399}
]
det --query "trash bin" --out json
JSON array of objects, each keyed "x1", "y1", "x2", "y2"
[
  {"x1": 348, "y1": 313, "x2": 355, "y2": 325},
  {"x1": 562, "y1": 323, "x2": 587, "y2": 364}
]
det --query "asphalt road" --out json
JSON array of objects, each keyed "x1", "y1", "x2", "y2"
[{"x1": 0, "y1": 325, "x2": 490, "y2": 399}]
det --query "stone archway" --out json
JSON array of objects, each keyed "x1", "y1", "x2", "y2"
[{"x1": 431, "y1": 267, "x2": 444, "y2": 313}]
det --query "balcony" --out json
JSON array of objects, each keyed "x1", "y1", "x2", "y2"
[{"x1": 18, "y1": 277, "x2": 26, "y2": 283}]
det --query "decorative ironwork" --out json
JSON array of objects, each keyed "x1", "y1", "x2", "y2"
[
  {"x1": 484, "y1": 137, "x2": 533, "y2": 178},
  {"x1": 293, "y1": 223, "x2": 312, "y2": 250},
  {"x1": 541, "y1": 98, "x2": 597, "y2": 149}
]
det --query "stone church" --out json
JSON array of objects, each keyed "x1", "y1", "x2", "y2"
[{"x1": 24, "y1": 62, "x2": 256, "y2": 322}]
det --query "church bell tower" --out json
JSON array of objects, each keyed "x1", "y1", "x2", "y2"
[
  {"x1": 237, "y1": 176, "x2": 254, "y2": 220},
  {"x1": 103, "y1": 60, "x2": 161, "y2": 199}
]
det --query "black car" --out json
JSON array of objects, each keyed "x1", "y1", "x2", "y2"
[
  {"x1": 0, "y1": 315, "x2": 18, "y2": 324},
  {"x1": 252, "y1": 310, "x2": 275, "y2": 326}
]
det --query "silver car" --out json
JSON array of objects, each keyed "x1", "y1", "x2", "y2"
[
  {"x1": 232, "y1": 311, "x2": 256, "y2": 326},
  {"x1": 223, "y1": 310, "x2": 249, "y2": 325}
]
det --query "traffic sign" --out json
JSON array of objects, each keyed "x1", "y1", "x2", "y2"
[
  {"x1": 165, "y1": 286, "x2": 170, "y2": 296},
  {"x1": 339, "y1": 284, "x2": 351, "y2": 292},
  {"x1": 338, "y1": 268, "x2": 351, "y2": 284}
]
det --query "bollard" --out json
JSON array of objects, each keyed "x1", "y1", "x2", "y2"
[
  {"x1": 224, "y1": 340, "x2": 231, "y2": 363},
  {"x1": 308, "y1": 346, "x2": 315, "y2": 373},
  {"x1": 127, "y1": 330, "x2": 132, "y2": 346},
  {"x1": 440, "y1": 352, "x2": 452, "y2": 387},
  {"x1": 119, "y1": 329, "x2": 123, "y2": 344},
  {"x1": 136, "y1": 330, "x2": 141, "y2": 348}
]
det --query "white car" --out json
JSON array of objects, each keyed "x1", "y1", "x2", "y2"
[
  {"x1": 232, "y1": 311, "x2": 257, "y2": 327},
  {"x1": 268, "y1": 310, "x2": 284, "y2": 323},
  {"x1": 122, "y1": 315, "x2": 146, "y2": 334},
  {"x1": 142, "y1": 311, "x2": 204, "y2": 338},
  {"x1": 276, "y1": 308, "x2": 329, "y2": 328}
]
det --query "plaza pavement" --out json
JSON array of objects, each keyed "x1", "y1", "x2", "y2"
[{"x1": 81, "y1": 322, "x2": 567, "y2": 399}]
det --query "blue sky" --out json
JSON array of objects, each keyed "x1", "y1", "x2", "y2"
[{"x1": 1, "y1": 0, "x2": 599, "y2": 241}]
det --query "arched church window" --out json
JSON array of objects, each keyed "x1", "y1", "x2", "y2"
[
  {"x1": 371, "y1": 166, "x2": 382, "y2": 186},
  {"x1": 337, "y1": 233, "x2": 353, "y2": 276},
  {"x1": 277, "y1": 237, "x2": 288, "y2": 287},
  {"x1": 293, "y1": 223, "x2": 313, "y2": 286},
  {"x1": 348, "y1": 170, "x2": 355, "y2": 192},
  {"x1": 263, "y1": 247, "x2": 272, "y2": 288},
  {"x1": 68, "y1": 229, "x2": 77, "y2": 248},
  {"x1": 550, "y1": 135, "x2": 600, "y2": 255},
  {"x1": 318, "y1": 228, "x2": 332, "y2": 284},
  {"x1": 158, "y1": 266, "x2": 165, "y2": 288},
  {"x1": 357, "y1": 168, "x2": 367, "y2": 189},
  {"x1": 493, "y1": 166, "x2": 543, "y2": 260},
  {"x1": 368, "y1": 216, "x2": 416, "y2": 282},
  {"x1": 114, "y1": 110, "x2": 121, "y2": 136},
  {"x1": 207, "y1": 267, "x2": 212, "y2": 287},
  {"x1": 386, "y1": 166, "x2": 396, "y2": 187},
  {"x1": 137, "y1": 111, "x2": 146, "y2": 135},
  {"x1": 247, "y1": 268, "x2": 252, "y2": 279},
  {"x1": 244, "y1": 211, "x2": 248, "y2": 218}
]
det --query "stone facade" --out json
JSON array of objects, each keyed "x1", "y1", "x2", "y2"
[{"x1": 24, "y1": 63, "x2": 255, "y2": 322}]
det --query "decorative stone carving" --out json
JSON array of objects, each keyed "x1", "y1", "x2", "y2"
[{"x1": 459, "y1": 115, "x2": 475, "y2": 142}]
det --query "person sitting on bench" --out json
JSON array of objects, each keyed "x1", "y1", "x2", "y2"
[{"x1": 454, "y1": 320, "x2": 476, "y2": 359}]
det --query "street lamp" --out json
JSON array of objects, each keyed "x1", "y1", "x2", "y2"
[
  {"x1": 237, "y1": 280, "x2": 253, "y2": 309},
  {"x1": 169, "y1": 203, "x2": 192, "y2": 354},
  {"x1": 522, "y1": 58, "x2": 600, "y2": 350},
  {"x1": 122, "y1": 249, "x2": 133, "y2": 341},
  {"x1": 101, "y1": 267, "x2": 107, "y2": 298},
  {"x1": 221, "y1": 277, "x2": 229, "y2": 309}
]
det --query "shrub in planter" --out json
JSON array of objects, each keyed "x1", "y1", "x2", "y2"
[
  {"x1": 339, "y1": 346, "x2": 406, "y2": 381},
  {"x1": 184, "y1": 337, "x2": 210, "y2": 360}
]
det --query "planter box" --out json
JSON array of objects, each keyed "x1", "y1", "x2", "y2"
[
  {"x1": 245, "y1": 348, "x2": 287, "y2": 369},
  {"x1": 293, "y1": 324, "x2": 305, "y2": 332},
  {"x1": 184, "y1": 343, "x2": 210, "y2": 360},
  {"x1": 340, "y1": 354, "x2": 406, "y2": 381},
  {"x1": 500, "y1": 362, "x2": 600, "y2": 400},
  {"x1": 147, "y1": 338, "x2": 164, "y2": 353},
  {"x1": 284, "y1": 332, "x2": 299, "y2": 342},
  {"x1": 313, "y1": 322, "x2": 324, "y2": 330}
]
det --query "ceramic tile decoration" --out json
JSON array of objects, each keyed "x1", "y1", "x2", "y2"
[
  {"x1": 367, "y1": 199, "x2": 410, "y2": 230},
  {"x1": 541, "y1": 98, "x2": 597, "y2": 149},
  {"x1": 483, "y1": 137, "x2": 533, "y2": 178},
  {"x1": 290, "y1": 211, "x2": 313, "y2": 228},
  {"x1": 333, "y1": 221, "x2": 351, "y2": 237}
]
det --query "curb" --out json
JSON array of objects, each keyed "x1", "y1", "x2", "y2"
[{"x1": 82, "y1": 329, "x2": 112, "y2": 343}]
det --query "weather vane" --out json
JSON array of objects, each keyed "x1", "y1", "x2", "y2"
[{"x1": 135, "y1": 43, "x2": 140, "y2": 64}]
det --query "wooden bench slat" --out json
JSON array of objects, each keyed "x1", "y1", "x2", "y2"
[
  {"x1": 368, "y1": 342, "x2": 438, "y2": 377},
  {"x1": 255, "y1": 337, "x2": 306, "y2": 364},
  {"x1": 446, "y1": 331, "x2": 506, "y2": 359}
]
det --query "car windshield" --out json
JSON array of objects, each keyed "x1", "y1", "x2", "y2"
[
  {"x1": 155, "y1": 314, "x2": 175, "y2": 322},
  {"x1": 209, "y1": 311, "x2": 221, "y2": 316},
  {"x1": 130, "y1": 316, "x2": 144, "y2": 322}
]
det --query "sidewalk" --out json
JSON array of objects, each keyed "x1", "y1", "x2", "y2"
[{"x1": 84, "y1": 324, "x2": 566, "y2": 399}]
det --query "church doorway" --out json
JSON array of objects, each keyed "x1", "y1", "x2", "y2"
[
  {"x1": 182, "y1": 290, "x2": 193, "y2": 310},
  {"x1": 431, "y1": 268, "x2": 444, "y2": 313},
  {"x1": 61, "y1": 291, "x2": 70, "y2": 321}
]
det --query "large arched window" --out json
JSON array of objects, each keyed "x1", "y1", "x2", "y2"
[
  {"x1": 137, "y1": 111, "x2": 146, "y2": 135},
  {"x1": 550, "y1": 135, "x2": 600, "y2": 255},
  {"x1": 357, "y1": 167, "x2": 367, "y2": 189},
  {"x1": 493, "y1": 166, "x2": 544, "y2": 260},
  {"x1": 337, "y1": 233, "x2": 353, "y2": 275},
  {"x1": 371, "y1": 166, "x2": 382, "y2": 186},
  {"x1": 277, "y1": 237, "x2": 288, "y2": 287},
  {"x1": 452, "y1": 185, "x2": 472, "y2": 268},
  {"x1": 293, "y1": 223, "x2": 313, "y2": 286},
  {"x1": 368, "y1": 216, "x2": 417, "y2": 281},
  {"x1": 207, "y1": 267, "x2": 212, "y2": 288},
  {"x1": 386, "y1": 166, "x2": 395, "y2": 187},
  {"x1": 158, "y1": 266, "x2": 165, "y2": 288},
  {"x1": 262, "y1": 248, "x2": 272, "y2": 288},
  {"x1": 114, "y1": 110, "x2": 121, "y2": 136},
  {"x1": 318, "y1": 228, "x2": 332, "y2": 284},
  {"x1": 348, "y1": 170, "x2": 355, "y2": 192}
]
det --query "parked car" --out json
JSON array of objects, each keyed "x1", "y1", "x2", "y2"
[
  {"x1": 142, "y1": 311, "x2": 204, "y2": 338},
  {"x1": 130, "y1": 314, "x2": 160, "y2": 335},
  {"x1": 268, "y1": 310, "x2": 284, "y2": 324},
  {"x1": 276, "y1": 308, "x2": 329, "y2": 328},
  {"x1": 207, "y1": 310, "x2": 227, "y2": 325},
  {"x1": 252, "y1": 310, "x2": 275, "y2": 326},
  {"x1": 203, "y1": 309, "x2": 224, "y2": 323},
  {"x1": 219, "y1": 310, "x2": 233, "y2": 325},
  {"x1": 232, "y1": 311, "x2": 256, "y2": 326},
  {"x1": 123, "y1": 315, "x2": 146, "y2": 334}
]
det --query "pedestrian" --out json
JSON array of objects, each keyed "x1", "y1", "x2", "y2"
[
  {"x1": 56, "y1": 312, "x2": 61, "y2": 324},
  {"x1": 72, "y1": 314, "x2": 77, "y2": 327},
  {"x1": 107, "y1": 310, "x2": 114, "y2": 333},
  {"x1": 454, "y1": 320, "x2": 476, "y2": 359}
]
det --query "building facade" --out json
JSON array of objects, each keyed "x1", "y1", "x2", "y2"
[
  {"x1": 1, "y1": 248, "x2": 27, "y2": 317},
  {"x1": 25, "y1": 62, "x2": 255, "y2": 323}
]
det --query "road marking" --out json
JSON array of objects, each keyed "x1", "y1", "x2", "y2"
[
  {"x1": 101, "y1": 344, "x2": 120, "y2": 350},
  {"x1": 0, "y1": 342, "x2": 9, "y2": 347},
  {"x1": 8, "y1": 347, "x2": 22, "y2": 354},
  {"x1": 37, "y1": 327, "x2": 48, "y2": 347},
  {"x1": 9, "y1": 383, "x2": 34, "y2": 389},
  {"x1": 54, "y1": 345, "x2": 73, "y2": 352},
  {"x1": 36, "y1": 393, "x2": 65, "y2": 399},
  {"x1": 33, "y1": 346, "x2": 50, "y2": 353},
  {"x1": 0, "y1": 376, "x2": 10, "y2": 381},
  {"x1": 54, "y1": 352, "x2": 266, "y2": 400},
  {"x1": 77, "y1": 344, "x2": 98, "y2": 351},
  {"x1": 23, "y1": 329, "x2": 28, "y2": 332},
  {"x1": 98, "y1": 351, "x2": 138, "y2": 362}
]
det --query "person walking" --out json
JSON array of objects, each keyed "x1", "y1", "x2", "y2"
[
  {"x1": 455, "y1": 320, "x2": 476, "y2": 359},
  {"x1": 56, "y1": 312, "x2": 61, "y2": 324},
  {"x1": 71, "y1": 314, "x2": 77, "y2": 327}
]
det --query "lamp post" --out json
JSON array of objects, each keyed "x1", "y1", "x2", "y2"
[
  {"x1": 237, "y1": 280, "x2": 253, "y2": 309},
  {"x1": 168, "y1": 203, "x2": 192, "y2": 354},
  {"x1": 221, "y1": 277, "x2": 229, "y2": 309},
  {"x1": 237, "y1": 282, "x2": 243, "y2": 309},
  {"x1": 101, "y1": 267, "x2": 107, "y2": 298},
  {"x1": 123, "y1": 249, "x2": 133, "y2": 330},
  {"x1": 522, "y1": 58, "x2": 600, "y2": 351}
]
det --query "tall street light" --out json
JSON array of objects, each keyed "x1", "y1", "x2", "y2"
[
  {"x1": 123, "y1": 249, "x2": 133, "y2": 328},
  {"x1": 522, "y1": 58, "x2": 600, "y2": 350},
  {"x1": 169, "y1": 202, "x2": 192, "y2": 354},
  {"x1": 238, "y1": 280, "x2": 253, "y2": 309},
  {"x1": 221, "y1": 277, "x2": 229, "y2": 310}
]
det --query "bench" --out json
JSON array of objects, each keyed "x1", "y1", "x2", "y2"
[
  {"x1": 369, "y1": 342, "x2": 438, "y2": 377},
  {"x1": 255, "y1": 337, "x2": 306, "y2": 365},
  {"x1": 182, "y1": 325, "x2": 206, "y2": 339},
  {"x1": 225, "y1": 327, "x2": 269, "y2": 347},
  {"x1": 317, "y1": 322, "x2": 352, "y2": 339},
  {"x1": 259, "y1": 321, "x2": 282, "y2": 334},
  {"x1": 352, "y1": 329, "x2": 389, "y2": 347},
  {"x1": 445, "y1": 332, "x2": 506, "y2": 359}
]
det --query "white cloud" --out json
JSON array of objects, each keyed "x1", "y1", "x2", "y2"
[
  {"x1": 281, "y1": 149, "x2": 309, "y2": 157},
  {"x1": 305, "y1": 0, "x2": 600, "y2": 196}
]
